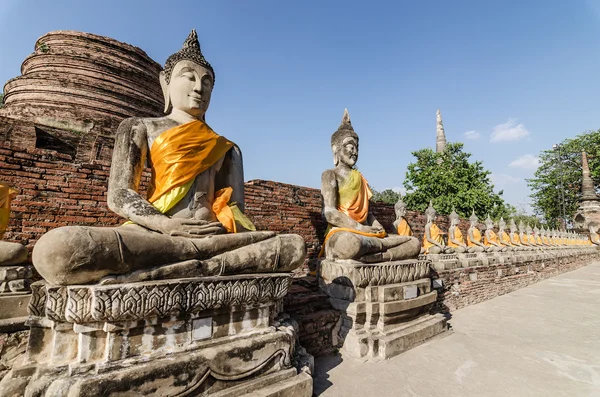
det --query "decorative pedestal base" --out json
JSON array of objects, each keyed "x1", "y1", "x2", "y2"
[
  {"x1": 319, "y1": 259, "x2": 446, "y2": 360},
  {"x1": 0, "y1": 264, "x2": 34, "y2": 331},
  {"x1": 0, "y1": 273, "x2": 313, "y2": 397},
  {"x1": 456, "y1": 253, "x2": 482, "y2": 268},
  {"x1": 419, "y1": 254, "x2": 460, "y2": 271}
]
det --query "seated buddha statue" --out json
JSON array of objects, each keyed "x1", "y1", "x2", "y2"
[
  {"x1": 320, "y1": 109, "x2": 420, "y2": 263},
  {"x1": 447, "y1": 208, "x2": 470, "y2": 253},
  {"x1": 422, "y1": 201, "x2": 454, "y2": 254},
  {"x1": 533, "y1": 226, "x2": 544, "y2": 246},
  {"x1": 393, "y1": 196, "x2": 414, "y2": 236},
  {"x1": 498, "y1": 217, "x2": 515, "y2": 250},
  {"x1": 0, "y1": 183, "x2": 28, "y2": 265},
  {"x1": 518, "y1": 221, "x2": 534, "y2": 248},
  {"x1": 525, "y1": 224, "x2": 538, "y2": 247},
  {"x1": 509, "y1": 219, "x2": 525, "y2": 249},
  {"x1": 467, "y1": 210, "x2": 488, "y2": 252},
  {"x1": 32, "y1": 30, "x2": 306, "y2": 286},
  {"x1": 483, "y1": 215, "x2": 506, "y2": 252},
  {"x1": 540, "y1": 227, "x2": 550, "y2": 246}
]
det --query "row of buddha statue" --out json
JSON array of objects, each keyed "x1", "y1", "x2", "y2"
[{"x1": 394, "y1": 200, "x2": 597, "y2": 255}]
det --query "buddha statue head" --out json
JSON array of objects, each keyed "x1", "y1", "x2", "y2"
[
  {"x1": 534, "y1": 226, "x2": 540, "y2": 236},
  {"x1": 425, "y1": 201, "x2": 437, "y2": 223},
  {"x1": 499, "y1": 217, "x2": 507, "y2": 232},
  {"x1": 526, "y1": 224, "x2": 533, "y2": 235},
  {"x1": 449, "y1": 208, "x2": 460, "y2": 227},
  {"x1": 518, "y1": 220, "x2": 526, "y2": 233},
  {"x1": 484, "y1": 214, "x2": 494, "y2": 230},
  {"x1": 331, "y1": 109, "x2": 359, "y2": 167},
  {"x1": 510, "y1": 219, "x2": 518, "y2": 233},
  {"x1": 159, "y1": 29, "x2": 215, "y2": 120},
  {"x1": 469, "y1": 209, "x2": 478, "y2": 227},
  {"x1": 394, "y1": 195, "x2": 407, "y2": 219}
]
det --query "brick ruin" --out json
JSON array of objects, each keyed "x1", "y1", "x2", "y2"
[{"x1": 0, "y1": 31, "x2": 595, "y2": 359}]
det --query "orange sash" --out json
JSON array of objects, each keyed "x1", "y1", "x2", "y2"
[
  {"x1": 484, "y1": 230, "x2": 500, "y2": 246},
  {"x1": 447, "y1": 227, "x2": 465, "y2": 248},
  {"x1": 501, "y1": 231, "x2": 512, "y2": 246},
  {"x1": 423, "y1": 223, "x2": 444, "y2": 252},
  {"x1": 148, "y1": 120, "x2": 234, "y2": 203},
  {"x1": 396, "y1": 218, "x2": 413, "y2": 236},
  {"x1": 0, "y1": 184, "x2": 17, "y2": 239},
  {"x1": 467, "y1": 227, "x2": 482, "y2": 247}
]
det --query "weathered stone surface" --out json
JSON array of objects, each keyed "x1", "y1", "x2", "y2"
[
  {"x1": 0, "y1": 273, "x2": 312, "y2": 396},
  {"x1": 0, "y1": 242, "x2": 27, "y2": 266}
]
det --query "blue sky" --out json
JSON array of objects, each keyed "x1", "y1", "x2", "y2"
[{"x1": 1, "y1": 0, "x2": 599, "y2": 213}]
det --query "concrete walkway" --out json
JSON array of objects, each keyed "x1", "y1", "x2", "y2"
[{"x1": 314, "y1": 261, "x2": 600, "y2": 397}]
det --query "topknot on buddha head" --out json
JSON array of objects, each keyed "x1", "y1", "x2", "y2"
[
  {"x1": 331, "y1": 109, "x2": 359, "y2": 166},
  {"x1": 425, "y1": 201, "x2": 437, "y2": 222},
  {"x1": 395, "y1": 195, "x2": 407, "y2": 217},
  {"x1": 449, "y1": 207, "x2": 459, "y2": 225},
  {"x1": 163, "y1": 29, "x2": 215, "y2": 85},
  {"x1": 469, "y1": 209, "x2": 480, "y2": 226}
]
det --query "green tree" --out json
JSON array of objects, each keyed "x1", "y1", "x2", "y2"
[
  {"x1": 370, "y1": 188, "x2": 400, "y2": 204},
  {"x1": 527, "y1": 129, "x2": 600, "y2": 228},
  {"x1": 403, "y1": 142, "x2": 515, "y2": 219}
]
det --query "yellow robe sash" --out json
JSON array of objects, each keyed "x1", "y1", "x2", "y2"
[
  {"x1": 396, "y1": 218, "x2": 413, "y2": 236},
  {"x1": 500, "y1": 231, "x2": 512, "y2": 246},
  {"x1": 140, "y1": 120, "x2": 253, "y2": 233},
  {"x1": 0, "y1": 184, "x2": 18, "y2": 239},
  {"x1": 512, "y1": 232, "x2": 521, "y2": 245},
  {"x1": 535, "y1": 236, "x2": 543, "y2": 245},
  {"x1": 423, "y1": 223, "x2": 444, "y2": 253},
  {"x1": 467, "y1": 227, "x2": 482, "y2": 247},
  {"x1": 447, "y1": 227, "x2": 465, "y2": 248},
  {"x1": 484, "y1": 230, "x2": 501, "y2": 246},
  {"x1": 542, "y1": 236, "x2": 550, "y2": 245}
]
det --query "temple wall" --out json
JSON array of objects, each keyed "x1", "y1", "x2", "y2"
[{"x1": 0, "y1": 142, "x2": 596, "y2": 358}]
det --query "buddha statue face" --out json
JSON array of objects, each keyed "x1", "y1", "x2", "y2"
[
  {"x1": 449, "y1": 210, "x2": 459, "y2": 227},
  {"x1": 163, "y1": 60, "x2": 214, "y2": 119},
  {"x1": 395, "y1": 200, "x2": 407, "y2": 218},
  {"x1": 336, "y1": 136, "x2": 358, "y2": 168}
]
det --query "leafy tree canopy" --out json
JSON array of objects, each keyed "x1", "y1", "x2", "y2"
[
  {"x1": 370, "y1": 188, "x2": 400, "y2": 204},
  {"x1": 527, "y1": 129, "x2": 600, "y2": 229},
  {"x1": 402, "y1": 142, "x2": 515, "y2": 219}
]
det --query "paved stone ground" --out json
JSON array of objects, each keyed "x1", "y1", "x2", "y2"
[{"x1": 314, "y1": 261, "x2": 600, "y2": 397}]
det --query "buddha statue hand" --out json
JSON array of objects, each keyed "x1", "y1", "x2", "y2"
[{"x1": 160, "y1": 218, "x2": 227, "y2": 237}]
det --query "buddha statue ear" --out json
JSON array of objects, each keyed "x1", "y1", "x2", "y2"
[
  {"x1": 159, "y1": 71, "x2": 172, "y2": 114},
  {"x1": 332, "y1": 144, "x2": 339, "y2": 166}
]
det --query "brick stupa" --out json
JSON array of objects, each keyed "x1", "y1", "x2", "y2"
[{"x1": 0, "y1": 30, "x2": 164, "y2": 162}]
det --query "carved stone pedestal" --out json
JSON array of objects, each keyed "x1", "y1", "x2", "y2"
[
  {"x1": 0, "y1": 264, "x2": 34, "y2": 331},
  {"x1": 419, "y1": 253, "x2": 459, "y2": 271},
  {"x1": 0, "y1": 273, "x2": 313, "y2": 397},
  {"x1": 319, "y1": 259, "x2": 446, "y2": 360},
  {"x1": 456, "y1": 253, "x2": 482, "y2": 268}
]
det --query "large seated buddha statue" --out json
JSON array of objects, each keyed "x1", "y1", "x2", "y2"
[
  {"x1": 393, "y1": 196, "x2": 414, "y2": 236},
  {"x1": 320, "y1": 109, "x2": 420, "y2": 263},
  {"x1": 518, "y1": 221, "x2": 534, "y2": 249},
  {"x1": 32, "y1": 30, "x2": 306, "y2": 286},
  {"x1": 466, "y1": 210, "x2": 488, "y2": 252},
  {"x1": 525, "y1": 224, "x2": 538, "y2": 247},
  {"x1": 483, "y1": 215, "x2": 506, "y2": 252},
  {"x1": 447, "y1": 208, "x2": 470, "y2": 253},
  {"x1": 533, "y1": 226, "x2": 544, "y2": 246},
  {"x1": 422, "y1": 201, "x2": 454, "y2": 254}
]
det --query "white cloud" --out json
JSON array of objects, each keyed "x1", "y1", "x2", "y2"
[
  {"x1": 463, "y1": 130, "x2": 481, "y2": 140},
  {"x1": 490, "y1": 173, "x2": 521, "y2": 185},
  {"x1": 490, "y1": 118, "x2": 530, "y2": 143},
  {"x1": 509, "y1": 154, "x2": 540, "y2": 170}
]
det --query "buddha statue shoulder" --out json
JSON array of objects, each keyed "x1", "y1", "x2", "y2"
[
  {"x1": 0, "y1": 184, "x2": 28, "y2": 265},
  {"x1": 421, "y1": 201, "x2": 454, "y2": 254},
  {"x1": 483, "y1": 214, "x2": 506, "y2": 252},
  {"x1": 447, "y1": 208, "x2": 469, "y2": 253},
  {"x1": 466, "y1": 210, "x2": 487, "y2": 252},
  {"x1": 32, "y1": 30, "x2": 306, "y2": 286},
  {"x1": 393, "y1": 196, "x2": 413, "y2": 237},
  {"x1": 320, "y1": 109, "x2": 420, "y2": 263}
]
